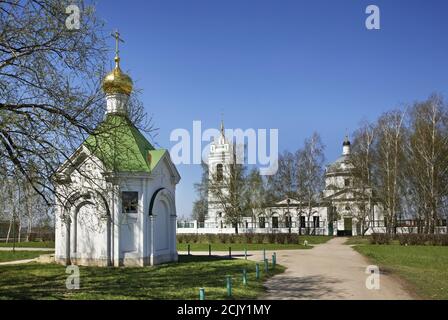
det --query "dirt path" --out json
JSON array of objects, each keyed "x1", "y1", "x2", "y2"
[
  {"x1": 260, "y1": 237, "x2": 413, "y2": 300},
  {"x1": 0, "y1": 258, "x2": 37, "y2": 266}
]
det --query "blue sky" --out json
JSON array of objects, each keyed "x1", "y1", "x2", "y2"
[{"x1": 95, "y1": 0, "x2": 448, "y2": 217}]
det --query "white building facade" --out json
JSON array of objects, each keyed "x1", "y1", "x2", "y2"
[{"x1": 178, "y1": 134, "x2": 387, "y2": 235}]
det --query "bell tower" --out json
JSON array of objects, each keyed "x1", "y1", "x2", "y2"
[{"x1": 205, "y1": 119, "x2": 234, "y2": 228}]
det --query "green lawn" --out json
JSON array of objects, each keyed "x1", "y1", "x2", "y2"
[
  {"x1": 353, "y1": 245, "x2": 448, "y2": 300},
  {"x1": 0, "y1": 255, "x2": 284, "y2": 300},
  {"x1": 345, "y1": 236, "x2": 403, "y2": 246},
  {"x1": 178, "y1": 235, "x2": 332, "y2": 251},
  {"x1": 0, "y1": 251, "x2": 49, "y2": 263},
  {"x1": 0, "y1": 241, "x2": 55, "y2": 248},
  {"x1": 344, "y1": 236, "x2": 371, "y2": 245}
]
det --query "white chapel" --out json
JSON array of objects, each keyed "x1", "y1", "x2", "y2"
[{"x1": 53, "y1": 34, "x2": 181, "y2": 266}]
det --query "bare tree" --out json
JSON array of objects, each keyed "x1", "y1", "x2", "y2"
[
  {"x1": 406, "y1": 95, "x2": 448, "y2": 234},
  {"x1": 350, "y1": 121, "x2": 377, "y2": 235},
  {"x1": 245, "y1": 168, "x2": 268, "y2": 228},
  {"x1": 373, "y1": 110, "x2": 406, "y2": 234},
  {"x1": 0, "y1": 0, "x2": 151, "y2": 208},
  {"x1": 296, "y1": 133, "x2": 325, "y2": 235},
  {"x1": 192, "y1": 162, "x2": 209, "y2": 223},
  {"x1": 266, "y1": 151, "x2": 298, "y2": 202}
]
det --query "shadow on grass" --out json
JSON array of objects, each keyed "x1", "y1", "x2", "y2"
[{"x1": 0, "y1": 257, "x2": 284, "y2": 300}]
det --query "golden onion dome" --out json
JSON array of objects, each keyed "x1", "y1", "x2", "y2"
[{"x1": 102, "y1": 56, "x2": 133, "y2": 96}]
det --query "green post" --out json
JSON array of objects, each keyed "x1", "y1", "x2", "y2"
[
  {"x1": 188, "y1": 244, "x2": 190, "y2": 255},
  {"x1": 242, "y1": 269, "x2": 247, "y2": 285},
  {"x1": 199, "y1": 288, "x2": 205, "y2": 300},
  {"x1": 264, "y1": 258, "x2": 269, "y2": 272},
  {"x1": 229, "y1": 247, "x2": 232, "y2": 259},
  {"x1": 244, "y1": 247, "x2": 247, "y2": 260},
  {"x1": 256, "y1": 263, "x2": 260, "y2": 279},
  {"x1": 272, "y1": 253, "x2": 276, "y2": 268},
  {"x1": 226, "y1": 276, "x2": 232, "y2": 297},
  {"x1": 209, "y1": 244, "x2": 211, "y2": 256}
]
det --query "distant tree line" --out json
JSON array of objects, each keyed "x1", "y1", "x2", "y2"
[{"x1": 350, "y1": 94, "x2": 448, "y2": 234}]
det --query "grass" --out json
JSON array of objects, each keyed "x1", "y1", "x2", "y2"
[
  {"x1": 353, "y1": 244, "x2": 448, "y2": 299},
  {"x1": 0, "y1": 251, "x2": 49, "y2": 263},
  {"x1": 177, "y1": 235, "x2": 332, "y2": 251},
  {"x1": 0, "y1": 241, "x2": 55, "y2": 248},
  {"x1": 344, "y1": 236, "x2": 371, "y2": 245},
  {"x1": 0, "y1": 255, "x2": 284, "y2": 300}
]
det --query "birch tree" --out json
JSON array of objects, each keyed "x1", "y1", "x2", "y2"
[
  {"x1": 350, "y1": 121, "x2": 376, "y2": 235},
  {"x1": 406, "y1": 95, "x2": 448, "y2": 233},
  {"x1": 374, "y1": 110, "x2": 406, "y2": 234},
  {"x1": 266, "y1": 151, "x2": 298, "y2": 202},
  {"x1": 296, "y1": 133, "x2": 325, "y2": 235}
]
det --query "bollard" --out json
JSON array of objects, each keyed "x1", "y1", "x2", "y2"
[
  {"x1": 272, "y1": 254, "x2": 276, "y2": 268},
  {"x1": 264, "y1": 258, "x2": 269, "y2": 272},
  {"x1": 244, "y1": 248, "x2": 247, "y2": 260},
  {"x1": 256, "y1": 263, "x2": 260, "y2": 279},
  {"x1": 209, "y1": 244, "x2": 211, "y2": 256},
  {"x1": 226, "y1": 276, "x2": 232, "y2": 297},
  {"x1": 263, "y1": 248, "x2": 266, "y2": 261},
  {"x1": 199, "y1": 288, "x2": 205, "y2": 300},
  {"x1": 229, "y1": 247, "x2": 232, "y2": 259},
  {"x1": 243, "y1": 269, "x2": 247, "y2": 285},
  {"x1": 187, "y1": 244, "x2": 191, "y2": 255}
]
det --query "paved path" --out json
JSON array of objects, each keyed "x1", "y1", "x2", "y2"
[
  {"x1": 0, "y1": 258, "x2": 37, "y2": 266},
  {"x1": 180, "y1": 237, "x2": 413, "y2": 300}
]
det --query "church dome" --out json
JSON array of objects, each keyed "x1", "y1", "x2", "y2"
[{"x1": 102, "y1": 56, "x2": 133, "y2": 96}]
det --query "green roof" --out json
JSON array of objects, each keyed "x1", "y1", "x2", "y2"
[{"x1": 84, "y1": 114, "x2": 166, "y2": 173}]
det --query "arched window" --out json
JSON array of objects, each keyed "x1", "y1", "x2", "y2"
[{"x1": 216, "y1": 164, "x2": 223, "y2": 181}]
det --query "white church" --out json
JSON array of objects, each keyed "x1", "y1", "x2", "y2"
[
  {"x1": 53, "y1": 37, "x2": 180, "y2": 267},
  {"x1": 178, "y1": 125, "x2": 387, "y2": 236}
]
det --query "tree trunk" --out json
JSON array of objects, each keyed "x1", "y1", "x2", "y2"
[{"x1": 5, "y1": 217, "x2": 12, "y2": 243}]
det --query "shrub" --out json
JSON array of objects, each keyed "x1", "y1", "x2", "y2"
[
  {"x1": 397, "y1": 234, "x2": 448, "y2": 246},
  {"x1": 255, "y1": 234, "x2": 264, "y2": 244},
  {"x1": 371, "y1": 233, "x2": 391, "y2": 245}
]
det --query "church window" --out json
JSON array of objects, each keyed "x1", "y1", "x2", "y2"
[
  {"x1": 272, "y1": 217, "x2": 279, "y2": 228},
  {"x1": 285, "y1": 215, "x2": 292, "y2": 228},
  {"x1": 216, "y1": 164, "x2": 223, "y2": 181},
  {"x1": 300, "y1": 216, "x2": 306, "y2": 227},
  {"x1": 122, "y1": 192, "x2": 138, "y2": 213},
  {"x1": 313, "y1": 216, "x2": 320, "y2": 228},
  {"x1": 344, "y1": 179, "x2": 350, "y2": 187},
  {"x1": 218, "y1": 212, "x2": 222, "y2": 218},
  {"x1": 259, "y1": 217, "x2": 266, "y2": 228}
]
